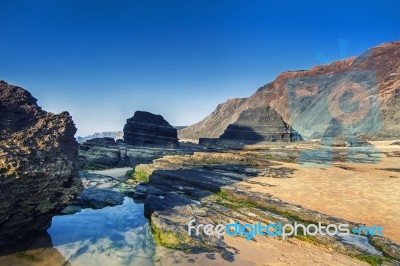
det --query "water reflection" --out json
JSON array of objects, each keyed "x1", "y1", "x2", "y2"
[
  {"x1": 0, "y1": 232, "x2": 70, "y2": 266},
  {"x1": 48, "y1": 197, "x2": 156, "y2": 266}
]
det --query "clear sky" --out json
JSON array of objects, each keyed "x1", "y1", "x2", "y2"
[{"x1": 1, "y1": 0, "x2": 399, "y2": 136}]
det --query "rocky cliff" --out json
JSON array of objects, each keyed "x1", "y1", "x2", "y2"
[
  {"x1": 179, "y1": 41, "x2": 400, "y2": 140},
  {"x1": 179, "y1": 98, "x2": 249, "y2": 141},
  {"x1": 0, "y1": 81, "x2": 82, "y2": 245},
  {"x1": 124, "y1": 111, "x2": 179, "y2": 148}
]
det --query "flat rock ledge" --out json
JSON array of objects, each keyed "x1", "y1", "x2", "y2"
[{"x1": 131, "y1": 151, "x2": 400, "y2": 264}]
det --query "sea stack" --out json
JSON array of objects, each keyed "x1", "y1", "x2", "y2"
[
  {"x1": 123, "y1": 111, "x2": 179, "y2": 148},
  {"x1": 0, "y1": 81, "x2": 83, "y2": 245}
]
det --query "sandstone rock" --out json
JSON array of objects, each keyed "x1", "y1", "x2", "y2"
[
  {"x1": 124, "y1": 111, "x2": 179, "y2": 148},
  {"x1": 0, "y1": 80, "x2": 83, "y2": 245}
]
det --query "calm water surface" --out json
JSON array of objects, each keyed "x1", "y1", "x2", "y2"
[{"x1": 48, "y1": 197, "x2": 156, "y2": 266}]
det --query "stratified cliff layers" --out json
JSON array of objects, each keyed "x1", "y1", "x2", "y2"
[
  {"x1": 0, "y1": 81, "x2": 82, "y2": 245},
  {"x1": 219, "y1": 106, "x2": 302, "y2": 142},
  {"x1": 199, "y1": 106, "x2": 303, "y2": 147},
  {"x1": 179, "y1": 41, "x2": 400, "y2": 140},
  {"x1": 123, "y1": 111, "x2": 179, "y2": 148}
]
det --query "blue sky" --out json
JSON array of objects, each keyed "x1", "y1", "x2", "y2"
[{"x1": 1, "y1": 0, "x2": 399, "y2": 136}]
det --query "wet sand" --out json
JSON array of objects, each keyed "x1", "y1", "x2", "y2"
[{"x1": 154, "y1": 236, "x2": 367, "y2": 266}]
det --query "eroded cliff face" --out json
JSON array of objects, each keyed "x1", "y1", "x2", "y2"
[
  {"x1": 0, "y1": 81, "x2": 83, "y2": 245},
  {"x1": 179, "y1": 41, "x2": 400, "y2": 140}
]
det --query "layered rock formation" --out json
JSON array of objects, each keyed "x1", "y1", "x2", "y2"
[
  {"x1": 79, "y1": 137, "x2": 183, "y2": 169},
  {"x1": 179, "y1": 41, "x2": 400, "y2": 140},
  {"x1": 124, "y1": 111, "x2": 179, "y2": 148},
  {"x1": 220, "y1": 106, "x2": 292, "y2": 141},
  {"x1": 0, "y1": 81, "x2": 82, "y2": 245},
  {"x1": 79, "y1": 137, "x2": 124, "y2": 169},
  {"x1": 199, "y1": 106, "x2": 302, "y2": 147}
]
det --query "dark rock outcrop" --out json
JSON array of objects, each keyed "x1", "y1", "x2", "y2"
[
  {"x1": 0, "y1": 80, "x2": 83, "y2": 245},
  {"x1": 199, "y1": 106, "x2": 302, "y2": 148},
  {"x1": 78, "y1": 137, "x2": 183, "y2": 169},
  {"x1": 219, "y1": 106, "x2": 302, "y2": 142},
  {"x1": 123, "y1": 111, "x2": 179, "y2": 148},
  {"x1": 79, "y1": 112, "x2": 190, "y2": 169},
  {"x1": 79, "y1": 137, "x2": 124, "y2": 169}
]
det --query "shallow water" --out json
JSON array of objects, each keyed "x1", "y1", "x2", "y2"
[
  {"x1": 0, "y1": 197, "x2": 157, "y2": 266},
  {"x1": 338, "y1": 233, "x2": 382, "y2": 256},
  {"x1": 48, "y1": 197, "x2": 156, "y2": 266},
  {"x1": 88, "y1": 168, "x2": 132, "y2": 178}
]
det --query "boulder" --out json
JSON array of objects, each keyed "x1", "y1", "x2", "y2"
[{"x1": 0, "y1": 81, "x2": 83, "y2": 245}]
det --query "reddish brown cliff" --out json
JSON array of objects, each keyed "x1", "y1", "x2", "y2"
[{"x1": 179, "y1": 41, "x2": 400, "y2": 140}]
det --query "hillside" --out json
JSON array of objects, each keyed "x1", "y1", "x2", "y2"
[{"x1": 179, "y1": 41, "x2": 400, "y2": 140}]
